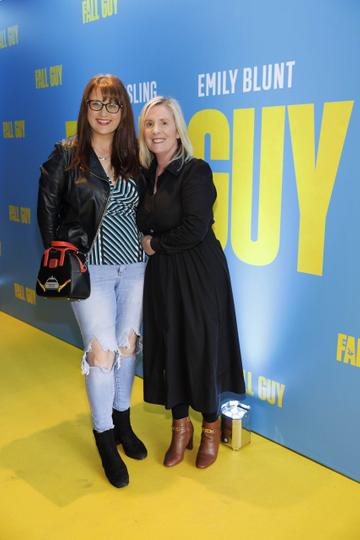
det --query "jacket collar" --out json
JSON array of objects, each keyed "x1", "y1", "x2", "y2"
[
  {"x1": 88, "y1": 148, "x2": 109, "y2": 181},
  {"x1": 62, "y1": 138, "x2": 109, "y2": 182}
]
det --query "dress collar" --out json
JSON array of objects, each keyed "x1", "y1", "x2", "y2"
[{"x1": 143, "y1": 157, "x2": 183, "y2": 179}]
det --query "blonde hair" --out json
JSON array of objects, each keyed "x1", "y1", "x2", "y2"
[{"x1": 138, "y1": 96, "x2": 193, "y2": 168}]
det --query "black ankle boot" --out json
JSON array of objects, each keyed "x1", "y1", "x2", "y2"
[
  {"x1": 112, "y1": 408, "x2": 147, "y2": 460},
  {"x1": 92, "y1": 429, "x2": 129, "y2": 488}
]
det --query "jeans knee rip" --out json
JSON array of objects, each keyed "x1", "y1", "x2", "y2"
[
  {"x1": 118, "y1": 328, "x2": 142, "y2": 358},
  {"x1": 80, "y1": 339, "x2": 117, "y2": 375}
]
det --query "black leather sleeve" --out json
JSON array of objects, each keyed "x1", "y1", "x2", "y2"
[{"x1": 37, "y1": 143, "x2": 68, "y2": 248}]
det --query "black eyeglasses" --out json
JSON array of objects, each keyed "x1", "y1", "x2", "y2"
[{"x1": 87, "y1": 100, "x2": 122, "y2": 114}]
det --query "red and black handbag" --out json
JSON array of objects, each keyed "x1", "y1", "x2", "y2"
[{"x1": 36, "y1": 241, "x2": 90, "y2": 300}]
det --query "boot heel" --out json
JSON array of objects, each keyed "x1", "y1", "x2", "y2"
[
  {"x1": 112, "y1": 408, "x2": 147, "y2": 460},
  {"x1": 187, "y1": 434, "x2": 193, "y2": 450}
]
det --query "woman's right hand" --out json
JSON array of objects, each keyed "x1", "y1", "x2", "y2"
[{"x1": 142, "y1": 235, "x2": 156, "y2": 256}]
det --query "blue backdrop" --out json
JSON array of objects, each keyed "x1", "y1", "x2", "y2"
[{"x1": 0, "y1": 0, "x2": 359, "y2": 481}]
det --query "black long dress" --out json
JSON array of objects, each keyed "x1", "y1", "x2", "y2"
[{"x1": 137, "y1": 157, "x2": 245, "y2": 413}]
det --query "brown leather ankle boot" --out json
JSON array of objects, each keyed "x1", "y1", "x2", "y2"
[
  {"x1": 163, "y1": 417, "x2": 194, "y2": 467},
  {"x1": 196, "y1": 418, "x2": 221, "y2": 469}
]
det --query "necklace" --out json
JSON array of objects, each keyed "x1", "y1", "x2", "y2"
[
  {"x1": 93, "y1": 146, "x2": 110, "y2": 161},
  {"x1": 96, "y1": 152, "x2": 111, "y2": 162}
]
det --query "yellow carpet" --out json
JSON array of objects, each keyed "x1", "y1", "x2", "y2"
[{"x1": 0, "y1": 311, "x2": 359, "y2": 540}]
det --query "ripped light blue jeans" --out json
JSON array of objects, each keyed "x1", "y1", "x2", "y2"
[{"x1": 71, "y1": 262, "x2": 146, "y2": 432}]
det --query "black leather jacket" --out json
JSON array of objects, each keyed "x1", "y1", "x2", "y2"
[{"x1": 37, "y1": 139, "x2": 144, "y2": 252}]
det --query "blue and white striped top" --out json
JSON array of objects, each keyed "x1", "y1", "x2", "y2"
[{"x1": 88, "y1": 177, "x2": 145, "y2": 265}]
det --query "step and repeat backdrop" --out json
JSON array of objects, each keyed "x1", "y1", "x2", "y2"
[{"x1": 0, "y1": 0, "x2": 359, "y2": 481}]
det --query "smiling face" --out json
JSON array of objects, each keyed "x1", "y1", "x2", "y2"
[
  {"x1": 143, "y1": 103, "x2": 179, "y2": 163},
  {"x1": 87, "y1": 87, "x2": 122, "y2": 139}
]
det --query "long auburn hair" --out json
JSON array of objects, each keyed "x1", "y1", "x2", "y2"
[{"x1": 70, "y1": 74, "x2": 139, "y2": 179}]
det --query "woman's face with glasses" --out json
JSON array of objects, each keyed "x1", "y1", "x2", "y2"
[{"x1": 87, "y1": 88, "x2": 122, "y2": 138}]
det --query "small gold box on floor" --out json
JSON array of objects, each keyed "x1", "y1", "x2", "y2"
[{"x1": 221, "y1": 401, "x2": 251, "y2": 450}]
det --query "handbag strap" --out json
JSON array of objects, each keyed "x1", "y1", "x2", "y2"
[
  {"x1": 51, "y1": 241, "x2": 79, "y2": 250},
  {"x1": 43, "y1": 241, "x2": 87, "y2": 272}
]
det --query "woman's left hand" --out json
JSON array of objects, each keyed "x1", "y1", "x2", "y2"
[{"x1": 142, "y1": 235, "x2": 156, "y2": 256}]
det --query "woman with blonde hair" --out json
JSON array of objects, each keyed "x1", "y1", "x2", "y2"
[{"x1": 137, "y1": 96, "x2": 245, "y2": 469}]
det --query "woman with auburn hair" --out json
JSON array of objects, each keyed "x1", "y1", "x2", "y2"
[
  {"x1": 137, "y1": 96, "x2": 245, "y2": 469},
  {"x1": 37, "y1": 74, "x2": 147, "y2": 488}
]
